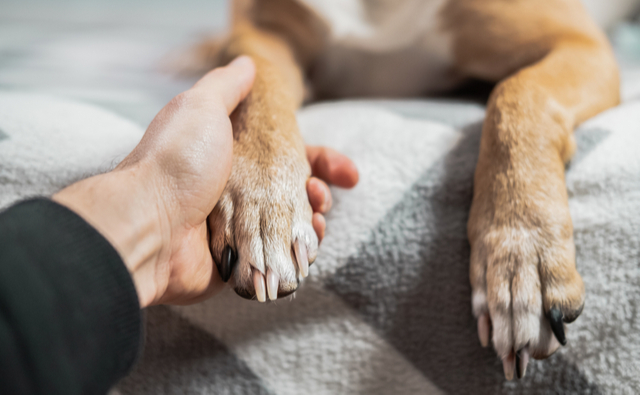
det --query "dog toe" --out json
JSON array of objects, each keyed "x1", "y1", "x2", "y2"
[
  {"x1": 210, "y1": 168, "x2": 316, "y2": 302},
  {"x1": 470, "y1": 226, "x2": 584, "y2": 377}
]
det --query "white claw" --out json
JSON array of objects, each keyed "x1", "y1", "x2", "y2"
[
  {"x1": 294, "y1": 240, "x2": 309, "y2": 278},
  {"x1": 478, "y1": 313, "x2": 490, "y2": 348},
  {"x1": 253, "y1": 269, "x2": 266, "y2": 303},
  {"x1": 267, "y1": 268, "x2": 279, "y2": 301},
  {"x1": 502, "y1": 352, "x2": 516, "y2": 381}
]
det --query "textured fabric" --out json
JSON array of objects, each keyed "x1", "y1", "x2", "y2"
[
  {"x1": 1, "y1": 93, "x2": 638, "y2": 394},
  {"x1": 0, "y1": 93, "x2": 143, "y2": 210},
  {"x1": 117, "y1": 306, "x2": 273, "y2": 395},
  {"x1": 0, "y1": 198, "x2": 142, "y2": 395},
  {"x1": 165, "y1": 100, "x2": 640, "y2": 395},
  {"x1": 1, "y1": 2, "x2": 640, "y2": 393}
]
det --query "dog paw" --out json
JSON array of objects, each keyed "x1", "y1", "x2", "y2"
[
  {"x1": 468, "y1": 201, "x2": 585, "y2": 380},
  {"x1": 209, "y1": 150, "x2": 317, "y2": 302}
]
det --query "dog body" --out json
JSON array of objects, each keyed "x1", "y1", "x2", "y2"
[
  {"x1": 206, "y1": 0, "x2": 622, "y2": 379},
  {"x1": 296, "y1": 0, "x2": 460, "y2": 97}
]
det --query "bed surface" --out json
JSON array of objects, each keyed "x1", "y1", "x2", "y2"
[{"x1": 2, "y1": 1, "x2": 640, "y2": 394}]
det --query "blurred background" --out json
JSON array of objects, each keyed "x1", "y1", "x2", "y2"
[
  {"x1": 1, "y1": 0, "x2": 640, "y2": 127},
  {"x1": 0, "y1": 0, "x2": 229, "y2": 125}
]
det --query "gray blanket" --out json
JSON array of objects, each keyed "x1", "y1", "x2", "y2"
[
  {"x1": 123, "y1": 100, "x2": 640, "y2": 395},
  {"x1": 2, "y1": 1, "x2": 640, "y2": 393},
  {"x1": 1, "y1": 92, "x2": 639, "y2": 394}
]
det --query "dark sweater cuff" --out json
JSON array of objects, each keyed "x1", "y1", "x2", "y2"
[{"x1": 0, "y1": 198, "x2": 141, "y2": 395}]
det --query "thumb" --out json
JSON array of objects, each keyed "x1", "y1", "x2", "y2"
[{"x1": 192, "y1": 55, "x2": 256, "y2": 115}]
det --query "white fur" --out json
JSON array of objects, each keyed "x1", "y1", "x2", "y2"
[
  {"x1": 299, "y1": 0, "x2": 460, "y2": 97},
  {"x1": 299, "y1": 0, "x2": 375, "y2": 38},
  {"x1": 472, "y1": 290, "x2": 488, "y2": 317},
  {"x1": 475, "y1": 227, "x2": 562, "y2": 358},
  {"x1": 581, "y1": 0, "x2": 639, "y2": 29},
  {"x1": 211, "y1": 153, "x2": 317, "y2": 294}
]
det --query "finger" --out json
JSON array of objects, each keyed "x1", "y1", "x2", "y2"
[
  {"x1": 125, "y1": 56, "x2": 255, "y2": 172},
  {"x1": 193, "y1": 55, "x2": 256, "y2": 115},
  {"x1": 307, "y1": 177, "x2": 332, "y2": 213},
  {"x1": 306, "y1": 146, "x2": 359, "y2": 188},
  {"x1": 312, "y1": 212, "x2": 326, "y2": 244},
  {"x1": 156, "y1": 255, "x2": 226, "y2": 306}
]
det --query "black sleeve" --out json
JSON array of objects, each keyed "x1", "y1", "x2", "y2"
[{"x1": 0, "y1": 198, "x2": 142, "y2": 395}]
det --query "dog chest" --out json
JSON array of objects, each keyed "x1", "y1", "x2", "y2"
[{"x1": 297, "y1": 0, "x2": 461, "y2": 97}]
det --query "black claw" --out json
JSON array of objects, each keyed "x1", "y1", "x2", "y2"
[
  {"x1": 217, "y1": 246, "x2": 237, "y2": 283},
  {"x1": 516, "y1": 348, "x2": 530, "y2": 379},
  {"x1": 548, "y1": 307, "x2": 567, "y2": 346}
]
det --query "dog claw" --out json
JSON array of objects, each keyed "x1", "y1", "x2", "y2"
[
  {"x1": 293, "y1": 240, "x2": 309, "y2": 278},
  {"x1": 477, "y1": 313, "x2": 490, "y2": 348},
  {"x1": 547, "y1": 308, "x2": 567, "y2": 346},
  {"x1": 253, "y1": 270, "x2": 266, "y2": 303},
  {"x1": 502, "y1": 352, "x2": 516, "y2": 381},
  {"x1": 267, "y1": 269, "x2": 279, "y2": 301},
  {"x1": 516, "y1": 348, "x2": 530, "y2": 379},
  {"x1": 217, "y1": 246, "x2": 236, "y2": 283}
]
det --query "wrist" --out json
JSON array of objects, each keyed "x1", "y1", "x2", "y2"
[{"x1": 53, "y1": 166, "x2": 169, "y2": 307}]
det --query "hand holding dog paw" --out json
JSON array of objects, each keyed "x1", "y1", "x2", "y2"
[
  {"x1": 54, "y1": 56, "x2": 358, "y2": 308},
  {"x1": 54, "y1": 56, "x2": 257, "y2": 307}
]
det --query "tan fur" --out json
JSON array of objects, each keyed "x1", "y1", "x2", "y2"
[
  {"x1": 455, "y1": 0, "x2": 619, "y2": 359},
  {"x1": 208, "y1": 21, "x2": 316, "y2": 297},
  {"x1": 203, "y1": 0, "x2": 620, "y2": 362}
]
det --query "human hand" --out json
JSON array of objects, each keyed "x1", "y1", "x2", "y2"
[
  {"x1": 54, "y1": 56, "x2": 358, "y2": 308},
  {"x1": 306, "y1": 146, "x2": 359, "y2": 242}
]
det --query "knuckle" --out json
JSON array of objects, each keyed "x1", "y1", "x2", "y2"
[
  {"x1": 167, "y1": 91, "x2": 194, "y2": 111},
  {"x1": 167, "y1": 89, "x2": 225, "y2": 116}
]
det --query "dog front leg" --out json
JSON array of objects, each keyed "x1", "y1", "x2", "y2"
[
  {"x1": 468, "y1": 38, "x2": 619, "y2": 378},
  {"x1": 205, "y1": 24, "x2": 316, "y2": 302}
]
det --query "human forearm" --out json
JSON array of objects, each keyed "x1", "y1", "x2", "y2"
[
  {"x1": 0, "y1": 199, "x2": 141, "y2": 394},
  {"x1": 53, "y1": 166, "x2": 168, "y2": 308}
]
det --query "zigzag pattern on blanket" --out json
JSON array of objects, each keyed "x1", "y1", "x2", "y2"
[
  {"x1": 1, "y1": 95, "x2": 639, "y2": 394},
  {"x1": 122, "y1": 101, "x2": 637, "y2": 395},
  {"x1": 2, "y1": 1, "x2": 640, "y2": 393}
]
